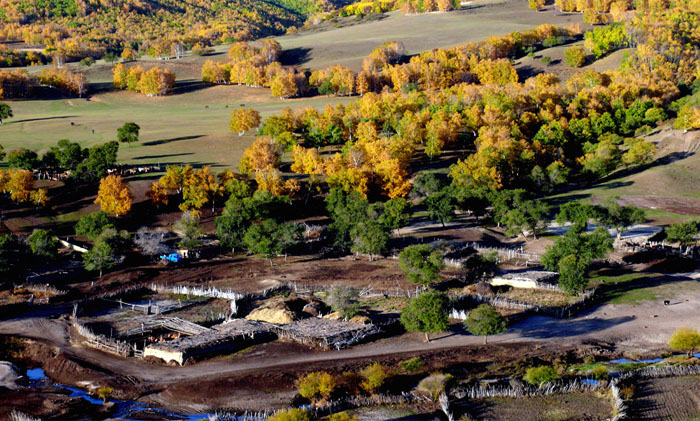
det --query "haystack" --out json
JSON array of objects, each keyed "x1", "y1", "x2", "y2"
[
  {"x1": 245, "y1": 307, "x2": 297, "y2": 324},
  {"x1": 245, "y1": 296, "x2": 329, "y2": 324}
]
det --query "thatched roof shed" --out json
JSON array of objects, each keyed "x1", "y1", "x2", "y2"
[{"x1": 143, "y1": 319, "x2": 275, "y2": 365}]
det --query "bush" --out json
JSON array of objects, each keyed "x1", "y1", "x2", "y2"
[
  {"x1": 523, "y1": 366, "x2": 559, "y2": 385},
  {"x1": 325, "y1": 412, "x2": 358, "y2": 421},
  {"x1": 542, "y1": 36, "x2": 566, "y2": 48},
  {"x1": 399, "y1": 357, "x2": 424, "y2": 373},
  {"x1": 326, "y1": 285, "x2": 360, "y2": 319},
  {"x1": 541, "y1": 56, "x2": 552, "y2": 65},
  {"x1": 564, "y1": 45, "x2": 586, "y2": 67},
  {"x1": 619, "y1": 384, "x2": 635, "y2": 400},
  {"x1": 96, "y1": 386, "x2": 112, "y2": 403},
  {"x1": 359, "y1": 362, "x2": 390, "y2": 394},
  {"x1": 416, "y1": 373, "x2": 453, "y2": 401},
  {"x1": 295, "y1": 371, "x2": 336, "y2": 402},
  {"x1": 669, "y1": 327, "x2": 700, "y2": 355},
  {"x1": 591, "y1": 365, "x2": 608, "y2": 381},
  {"x1": 269, "y1": 408, "x2": 314, "y2": 421}
]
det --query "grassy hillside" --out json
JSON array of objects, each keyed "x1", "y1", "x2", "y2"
[
  {"x1": 550, "y1": 127, "x2": 700, "y2": 222},
  {"x1": 0, "y1": 85, "x2": 353, "y2": 171},
  {"x1": 0, "y1": 0, "x2": 335, "y2": 51},
  {"x1": 274, "y1": 0, "x2": 586, "y2": 71}
]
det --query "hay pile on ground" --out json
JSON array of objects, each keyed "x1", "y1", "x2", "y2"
[{"x1": 245, "y1": 296, "x2": 329, "y2": 325}]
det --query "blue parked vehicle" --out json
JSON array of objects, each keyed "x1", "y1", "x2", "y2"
[{"x1": 160, "y1": 253, "x2": 183, "y2": 263}]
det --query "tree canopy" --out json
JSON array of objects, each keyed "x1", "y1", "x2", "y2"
[
  {"x1": 398, "y1": 244, "x2": 445, "y2": 285},
  {"x1": 465, "y1": 304, "x2": 507, "y2": 344},
  {"x1": 400, "y1": 290, "x2": 449, "y2": 343},
  {"x1": 117, "y1": 122, "x2": 140, "y2": 147}
]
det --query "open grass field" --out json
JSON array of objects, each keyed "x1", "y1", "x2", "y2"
[
  {"x1": 549, "y1": 127, "x2": 700, "y2": 222},
  {"x1": 0, "y1": 0, "x2": 585, "y2": 172},
  {"x1": 0, "y1": 86, "x2": 353, "y2": 170},
  {"x1": 275, "y1": 0, "x2": 586, "y2": 71}
]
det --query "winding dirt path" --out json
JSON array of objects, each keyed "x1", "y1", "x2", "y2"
[{"x1": 3, "y1": 275, "x2": 699, "y2": 388}]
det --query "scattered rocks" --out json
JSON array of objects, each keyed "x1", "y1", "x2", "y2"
[{"x1": 0, "y1": 361, "x2": 21, "y2": 390}]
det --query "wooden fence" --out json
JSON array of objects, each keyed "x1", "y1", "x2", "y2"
[
  {"x1": 72, "y1": 319, "x2": 136, "y2": 358},
  {"x1": 452, "y1": 377, "x2": 600, "y2": 400},
  {"x1": 449, "y1": 289, "x2": 596, "y2": 319}
]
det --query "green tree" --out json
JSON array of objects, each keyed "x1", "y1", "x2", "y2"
[
  {"x1": 278, "y1": 222, "x2": 304, "y2": 258},
  {"x1": 326, "y1": 285, "x2": 360, "y2": 320},
  {"x1": 452, "y1": 185, "x2": 490, "y2": 221},
  {"x1": 489, "y1": 189, "x2": 528, "y2": 227},
  {"x1": 665, "y1": 221, "x2": 698, "y2": 245},
  {"x1": 502, "y1": 199, "x2": 548, "y2": 240},
  {"x1": 556, "y1": 201, "x2": 598, "y2": 230},
  {"x1": 465, "y1": 304, "x2": 506, "y2": 344},
  {"x1": 598, "y1": 197, "x2": 645, "y2": 240},
  {"x1": 380, "y1": 197, "x2": 411, "y2": 231},
  {"x1": 28, "y1": 229, "x2": 58, "y2": 259},
  {"x1": 83, "y1": 239, "x2": 116, "y2": 277},
  {"x1": 325, "y1": 189, "x2": 369, "y2": 251},
  {"x1": 215, "y1": 205, "x2": 248, "y2": 255},
  {"x1": 350, "y1": 219, "x2": 391, "y2": 261},
  {"x1": 0, "y1": 144, "x2": 5, "y2": 161},
  {"x1": 542, "y1": 226, "x2": 613, "y2": 294},
  {"x1": 411, "y1": 172, "x2": 444, "y2": 199},
  {"x1": 556, "y1": 254, "x2": 588, "y2": 295},
  {"x1": 43, "y1": 139, "x2": 88, "y2": 171},
  {"x1": 243, "y1": 219, "x2": 283, "y2": 265},
  {"x1": 7, "y1": 149, "x2": 39, "y2": 170},
  {"x1": 75, "y1": 141, "x2": 119, "y2": 182},
  {"x1": 175, "y1": 211, "x2": 202, "y2": 250},
  {"x1": 524, "y1": 366, "x2": 559, "y2": 385},
  {"x1": 117, "y1": 122, "x2": 140, "y2": 147},
  {"x1": 462, "y1": 252, "x2": 497, "y2": 281},
  {"x1": 0, "y1": 102, "x2": 12, "y2": 124},
  {"x1": 400, "y1": 291, "x2": 449, "y2": 343},
  {"x1": 75, "y1": 211, "x2": 114, "y2": 241},
  {"x1": 399, "y1": 244, "x2": 445, "y2": 285},
  {"x1": 669, "y1": 327, "x2": 700, "y2": 356},
  {"x1": 423, "y1": 188, "x2": 455, "y2": 227}
]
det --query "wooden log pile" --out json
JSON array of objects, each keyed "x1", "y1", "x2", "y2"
[{"x1": 273, "y1": 318, "x2": 382, "y2": 350}]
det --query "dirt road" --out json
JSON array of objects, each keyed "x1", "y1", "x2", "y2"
[{"x1": 2, "y1": 276, "x2": 698, "y2": 385}]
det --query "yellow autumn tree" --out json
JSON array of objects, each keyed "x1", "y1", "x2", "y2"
[
  {"x1": 230, "y1": 108, "x2": 262, "y2": 135},
  {"x1": 95, "y1": 175, "x2": 133, "y2": 216},
  {"x1": 239, "y1": 136, "x2": 281, "y2": 174},
  {"x1": 147, "y1": 181, "x2": 168, "y2": 207}
]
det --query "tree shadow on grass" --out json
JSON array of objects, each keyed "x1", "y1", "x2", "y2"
[
  {"x1": 171, "y1": 80, "x2": 212, "y2": 95},
  {"x1": 132, "y1": 152, "x2": 195, "y2": 160},
  {"x1": 9, "y1": 115, "x2": 78, "y2": 124},
  {"x1": 142, "y1": 135, "x2": 204, "y2": 146},
  {"x1": 280, "y1": 47, "x2": 312, "y2": 67}
]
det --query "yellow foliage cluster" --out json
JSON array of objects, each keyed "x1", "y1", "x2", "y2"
[
  {"x1": 0, "y1": 169, "x2": 48, "y2": 205},
  {"x1": 38, "y1": 66, "x2": 87, "y2": 97},
  {"x1": 0, "y1": 69, "x2": 33, "y2": 99},
  {"x1": 95, "y1": 175, "x2": 132, "y2": 216},
  {"x1": 113, "y1": 64, "x2": 175, "y2": 96}
]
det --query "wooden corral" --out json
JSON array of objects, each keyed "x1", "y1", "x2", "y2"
[
  {"x1": 143, "y1": 319, "x2": 275, "y2": 365},
  {"x1": 274, "y1": 318, "x2": 382, "y2": 350}
]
